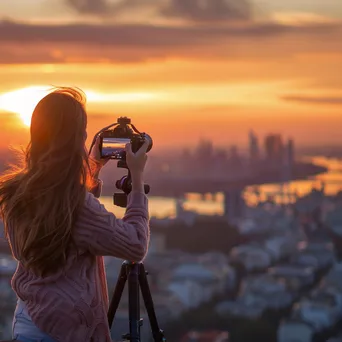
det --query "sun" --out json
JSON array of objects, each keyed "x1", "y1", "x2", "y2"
[
  {"x1": 0, "y1": 86, "x2": 51, "y2": 127},
  {"x1": 0, "y1": 86, "x2": 159, "y2": 127}
]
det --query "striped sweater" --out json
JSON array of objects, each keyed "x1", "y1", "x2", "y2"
[{"x1": 8, "y1": 184, "x2": 150, "y2": 342}]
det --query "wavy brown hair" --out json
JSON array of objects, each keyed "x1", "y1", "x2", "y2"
[{"x1": 0, "y1": 87, "x2": 94, "y2": 277}]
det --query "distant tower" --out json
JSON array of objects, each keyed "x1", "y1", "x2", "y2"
[
  {"x1": 194, "y1": 139, "x2": 213, "y2": 175},
  {"x1": 249, "y1": 130, "x2": 259, "y2": 163},
  {"x1": 287, "y1": 138, "x2": 294, "y2": 166},
  {"x1": 264, "y1": 134, "x2": 284, "y2": 164},
  {"x1": 196, "y1": 139, "x2": 214, "y2": 159},
  {"x1": 229, "y1": 145, "x2": 240, "y2": 163},
  {"x1": 281, "y1": 138, "x2": 295, "y2": 181}
]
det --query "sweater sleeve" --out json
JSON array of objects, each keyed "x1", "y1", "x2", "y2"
[{"x1": 74, "y1": 191, "x2": 150, "y2": 262}]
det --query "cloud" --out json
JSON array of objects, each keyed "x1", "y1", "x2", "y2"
[
  {"x1": 160, "y1": 0, "x2": 252, "y2": 22},
  {"x1": 67, "y1": 0, "x2": 108, "y2": 15},
  {"x1": 66, "y1": 0, "x2": 156, "y2": 17},
  {"x1": 66, "y1": 0, "x2": 252, "y2": 22},
  {"x1": 1, "y1": 19, "x2": 341, "y2": 45},
  {"x1": 271, "y1": 12, "x2": 339, "y2": 25},
  {"x1": 0, "y1": 19, "x2": 341, "y2": 64},
  {"x1": 282, "y1": 95, "x2": 342, "y2": 105}
]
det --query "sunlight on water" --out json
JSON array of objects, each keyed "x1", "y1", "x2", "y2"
[
  {"x1": 99, "y1": 157, "x2": 342, "y2": 218},
  {"x1": 99, "y1": 196, "x2": 177, "y2": 219},
  {"x1": 244, "y1": 157, "x2": 342, "y2": 206},
  {"x1": 99, "y1": 195, "x2": 222, "y2": 218}
]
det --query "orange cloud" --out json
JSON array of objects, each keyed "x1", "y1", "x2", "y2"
[
  {"x1": 65, "y1": 0, "x2": 252, "y2": 22},
  {"x1": 0, "y1": 19, "x2": 341, "y2": 64},
  {"x1": 281, "y1": 95, "x2": 342, "y2": 105}
]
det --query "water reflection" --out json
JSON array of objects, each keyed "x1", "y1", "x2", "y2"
[
  {"x1": 245, "y1": 157, "x2": 342, "y2": 207},
  {"x1": 99, "y1": 157, "x2": 342, "y2": 219}
]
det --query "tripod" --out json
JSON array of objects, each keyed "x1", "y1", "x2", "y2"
[
  {"x1": 107, "y1": 261, "x2": 166, "y2": 341},
  {"x1": 107, "y1": 162, "x2": 166, "y2": 342}
]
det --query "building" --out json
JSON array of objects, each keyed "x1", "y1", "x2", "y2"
[
  {"x1": 195, "y1": 139, "x2": 214, "y2": 168},
  {"x1": 264, "y1": 134, "x2": 284, "y2": 164},
  {"x1": 287, "y1": 138, "x2": 294, "y2": 165},
  {"x1": 168, "y1": 263, "x2": 225, "y2": 309},
  {"x1": 249, "y1": 130, "x2": 259, "y2": 163}
]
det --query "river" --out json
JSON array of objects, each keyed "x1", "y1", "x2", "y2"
[{"x1": 99, "y1": 156, "x2": 342, "y2": 219}]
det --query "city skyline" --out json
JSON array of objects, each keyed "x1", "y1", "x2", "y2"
[{"x1": 0, "y1": 0, "x2": 341, "y2": 150}]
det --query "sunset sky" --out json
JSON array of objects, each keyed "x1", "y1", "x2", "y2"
[{"x1": 0, "y1": 0, "x2": 341, "y2": 151}]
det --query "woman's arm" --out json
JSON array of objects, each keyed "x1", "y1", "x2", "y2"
[{"x1": 75, "y1": 191, "x2": 150, "y2": 262}]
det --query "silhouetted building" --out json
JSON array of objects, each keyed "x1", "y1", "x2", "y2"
[
  {"x1": 229, "y1": 145, "x2": 241, "y2": 165},
  {"x1": 215, "y1": 148, "x2": 228, "y2": 160},
  {"x1": 196, "y1": 139, "x2": 214, "y2": 160},
  {"x1": 264, "y1": 134, "x2": 284, "y2": 164},
  {"x1": 287, "y1": 138, "x2": 294, "y2": 165},
  {"x1": 249, "y1": 130, "x2": 259, "y2": 163},
  {"x1": 281, "y1": 138, "x2": 295, "y2": 182}
]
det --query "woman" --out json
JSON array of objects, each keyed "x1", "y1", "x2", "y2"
[{"x1": 0, "y1": 87, "x2": 150, "y2": 342}]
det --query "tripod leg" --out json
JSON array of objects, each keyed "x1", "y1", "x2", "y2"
[
  {"x1": 107, "y1": 263, "x2": 128, "y2": 328},
  {"x1": 138, "y1": 264, "x2": 166, "y2": 342},
  {"x1": 128, "y1": 263, "x2": 142, "y2": 342}
]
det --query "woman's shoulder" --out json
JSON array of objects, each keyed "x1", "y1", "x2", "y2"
[
  {"x1": 79, "y1": 192, "x2": 109, "y2": 218},
  {"x1": 84, "y1": 191, "x2": 98, "y2": 205},
  {"x1": 84, "y1": 191, "x2": 103, "y2": 209}
]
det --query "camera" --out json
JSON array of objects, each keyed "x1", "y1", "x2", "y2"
[
  {"x1": 98, "y1": 117, "x2": 153, "y2": 161},
  {"x1": 89, "y1": 117, "x2": 152, "y2": 208}
]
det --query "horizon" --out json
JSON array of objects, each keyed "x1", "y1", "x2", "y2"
[{"x1": 0, "y1": 109, "x2": 341, "y2": 153}]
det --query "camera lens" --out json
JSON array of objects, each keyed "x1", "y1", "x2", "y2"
[
  {"x1": 115, "y1": 178, "x2": 125, "y2": 190},
  {"x1": 144, "y1": 134, "x2": 153, "y2": 152}
]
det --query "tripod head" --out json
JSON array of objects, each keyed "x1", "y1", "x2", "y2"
[{"x1": 114, "y1": 160, "x2": 150, "y2": 208}]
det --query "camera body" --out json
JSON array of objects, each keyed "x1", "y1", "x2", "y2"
[
  {"x1": 90, "y1": 116, "x2": 152, "y2": 207},
  {"x1": 99, "y1": 117, "x2": 152, "y2": 160}
]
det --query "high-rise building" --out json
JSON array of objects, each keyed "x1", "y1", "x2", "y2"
[
  {"x1": 191, "y1": 139, "x2": 214, "y2": 175},
  {"x1": 264, "y1": 134, "x2": 284, "y2": 162},
  {"x1": 249, "y1": 130, "x2": 259, "y2": 163},
  {"x1": 287, "y1": 138, "x2": 294, "y2": 165},
  {"x1": 229, "y1": 145, "x2": 240, "y2": 162},
  {"x1": 196, "y1": 139, "x2": 214, "y2": 159}
]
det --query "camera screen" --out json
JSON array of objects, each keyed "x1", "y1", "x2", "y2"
[{"x1": 101, "y1": 137, "x2": 130, "y2": 159}]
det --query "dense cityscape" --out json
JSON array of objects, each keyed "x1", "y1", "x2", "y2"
[
  {"x1": 1, "y1": 130, "x2": 342, "y2": 342},
  {"x1": 99, "y1": 131, "x2": 325, "y2": 198}
]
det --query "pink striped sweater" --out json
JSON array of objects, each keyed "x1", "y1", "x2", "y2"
[{"x1": 8, "y1": 183, "x2": 150, "y2": 342}]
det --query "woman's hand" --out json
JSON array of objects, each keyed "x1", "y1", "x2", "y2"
[
  {"x1": 89, "y1": 136, "x2": 109, "y2": 176},
  {"x1": 126, "y1": 141, "x2": 148, "y2": 175},
  {"x1": 126, "y1": 141, "x2": 149, "y2": 193}
]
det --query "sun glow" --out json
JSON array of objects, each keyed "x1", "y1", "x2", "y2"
[
  {"x1": 0, "y1": 86, "x2": 158, "y2": 127},
  {"x1": 0, "y1": 86, "x2": 51, "y2": 126}
]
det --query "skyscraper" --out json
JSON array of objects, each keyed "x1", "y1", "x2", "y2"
[
  {"x1": 264, "y1": 134, "x2": 284, "y2": 163},
  {"x1": 249, "y1": 130, "x2": 259, "y2": 163},
  {"x1": 281, "y1": 138, "x2": 295, "y2": 182},
  {"x1": 287, "y1": 138, "x2": 294, "y2": 166}
]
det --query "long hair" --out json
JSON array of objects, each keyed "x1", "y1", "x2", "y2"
[{"x1": 0, "y1": 87, "x2": 93, "y2": 277}]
